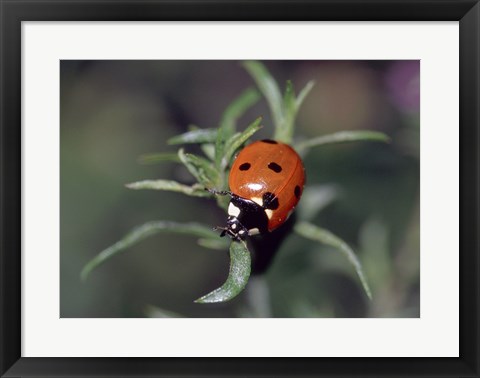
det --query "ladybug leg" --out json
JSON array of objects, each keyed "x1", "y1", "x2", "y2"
[{"x1": 205, "y1": 188, "x2": 232, "y2": 196}]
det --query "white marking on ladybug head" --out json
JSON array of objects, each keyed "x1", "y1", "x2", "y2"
[
  {"x1": 228, "y1": 202, "x2": 241, "y2": 217},
  {"x1": 231, "y1": 223, "x2": 237, "y2": 230},
  {"x1": 250, "y1": 197, "x2": 263, "y2": 206},
  {"x1": 247, "y1": 183, "x2": 263, "y2": 191},
  {"x1": 248, "y1": 228, "x2": 260, "y2": 235},
  {"x1": 265, "y1": 209, "x2": 273, "y2": 219}
]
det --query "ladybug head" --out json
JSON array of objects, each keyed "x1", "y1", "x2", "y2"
[
  {"x1": 215, "y1": 197, "x2": 267, "y2": 241},
  {"x1": 216, "y1": 215, "x2": 248, "y2": 241},
  {"x1": 207, "y1": 189, "x2": 268, "y2": 241}
]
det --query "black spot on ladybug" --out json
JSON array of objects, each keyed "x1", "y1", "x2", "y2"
[
  {"x1": 261, "y1": 139, "x2": 278, "y2": 144},
  {"x1": 262, "y1": 192, "x2": 279, "y2": 210},
  {"x1": 239, "y1": 162, "x2": 251, "y2": 171},
  {"x1": 294, "y1": 185, "x2": 302, "y2": 199},
  {"x1": 268, "y1": 162, "x2": 282, "y2": 173}
]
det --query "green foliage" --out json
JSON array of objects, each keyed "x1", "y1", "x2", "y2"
[
  {"x1": 295, "y1": 130, "x2": 391, "y2": 154},
  {"x1": 242, "y1": 61, "x2": 314, "y2": 144},
  {"x1": 81, "y1": 60, "x2": 389, "y2": 306},
  {"x1": 221, "y1": 117, "x2": 263, "y2": 171},
  {"x1": 167, "y1": 128, "x2": 218, "y2": 145},
  {"x1": 126, "y1": 179, "x2": 210, "y2": 197},
  {"x1": 178, "y1": 148, "x2": 220, "y2": 188},
  {"x1": 195, "y1": 241, "x2": 251, "y2": 303},
  {"x1": 80, "y1": 221, "x2": 218, "y2": 282},
  {"x1": 215, "y1": 88, "x2": 261, "y2": 171},
  {"x1": 295, "y1": 222, "x2": 372, "y2": 300}
]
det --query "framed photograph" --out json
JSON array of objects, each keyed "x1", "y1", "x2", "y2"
[{"x1": 1, "y1": 1, "x2": 478, "y2": 377}]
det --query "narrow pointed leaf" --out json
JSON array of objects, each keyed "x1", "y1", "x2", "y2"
[
  {"x1": 278, "y1": 80, "x2": 297, "y2": 144},
  {"x1": 168, "y1": 128, "x2": 218, "y2": 145},
  {"x1": 137, "y1": 153, "x2": 180, "y2": 165},
  {"x1": 178, "y1": 148, "x2": 219, "y2": 187},
  {"x1": 222, "y1": 117, "x2": 263, "y2": 169},
  {"x1": 243, "y1": 61, "x2": 284, "y2": 135},
  {"x1": 81, "y1": 221, "x2": 218, "y2": 281},
  {"x1": 295, "y1": 222, "x2": 372, "y2": 300},
  {"x1": 195, "y1": 241, "x2": 251, "y2": 303},
  {"x1": 295, "y1": 80, "x2": 315, "y2": 110},
  {"x1": 126, "y1": 179, "x2": 211, "y2": 197},
  {"x1": 295, "y1": 130, "x2": 391, "y2": 154},
  {"x1": 215, "y1": 88, "x2": 260, "y2": 169}
]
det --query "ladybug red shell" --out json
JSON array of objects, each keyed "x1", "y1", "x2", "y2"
[{"x1": 218, "y1": 139, "x2": 305, "y2": 240}]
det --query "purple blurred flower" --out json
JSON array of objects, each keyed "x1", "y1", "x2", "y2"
[{"x1": 385, "y1": 61, "x2": 420, "y2": 113}]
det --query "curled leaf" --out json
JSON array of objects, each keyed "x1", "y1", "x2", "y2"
[
  {"x1": 295, "y1": 221, "x2": 372, "y2": 300},
  {"x1": 81, "y1": 221, "x2": 218, "y2": 281},
  {"x1": 195, "y1": 241, "x2": 251, "y2": 303}
]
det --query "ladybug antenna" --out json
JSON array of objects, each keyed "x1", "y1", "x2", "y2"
[{"x1": 205, "y1": 188, "x2": 232, "y2": 197}]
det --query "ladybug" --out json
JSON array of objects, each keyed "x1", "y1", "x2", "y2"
[{"x1": 210, "y1": 139, "x2": 305, "y2": 241}]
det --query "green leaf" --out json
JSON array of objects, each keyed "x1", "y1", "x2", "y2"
[
  {"x1": 215, "y1": 88, "x2": 261, "y2": 169},
  {"x1": 295, "y1": 80, "x2": 315, "y2": 110},
  {"x1": 195, "y1": 241, "x2": 251, "y2": 303},
  {"x1": 243, "y1": 62, "x2": 313, "y2": 145},
  {"x1": 178, "y1": 148, "x2": 219, "y2": 187},
  {"x1": 168, "y1": 128, "x2": 218, "y2": 145},
  {"x1": 137, "y1": 153, "x2": 180, "y2": 165},
  {"x1": 125, "y1": 179, "x2": 211, "y2": 197},
  {"x1": 283, "y1": 80, "x2": 296, "y2": 115},
  {"x1": 81, "y1": 221, "x2": 218, "y2": 281},
  {"x1": 294, "y1": 221, "x2": 372, "y2": 300},
  {"x1": 279, "y1": 80, "x2": 297, "y2": 144},
  {"x1": 295, "y1": 130, "x2": 391, "y2": 154},
  {"x1": 243, "y1": 61, "x2": 283, "y2": 136},
  {"x1": 222, "y1": 117, "x2": 263, "y2": 170}
]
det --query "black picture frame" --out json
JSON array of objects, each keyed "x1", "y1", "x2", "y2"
[{"x1": 1, "y1": 1, "x2": 478, "y2": 377}]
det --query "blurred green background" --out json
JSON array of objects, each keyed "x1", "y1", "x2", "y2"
[{"x1": 60, "y1": 60, "x2": 419, "y2": 318}]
